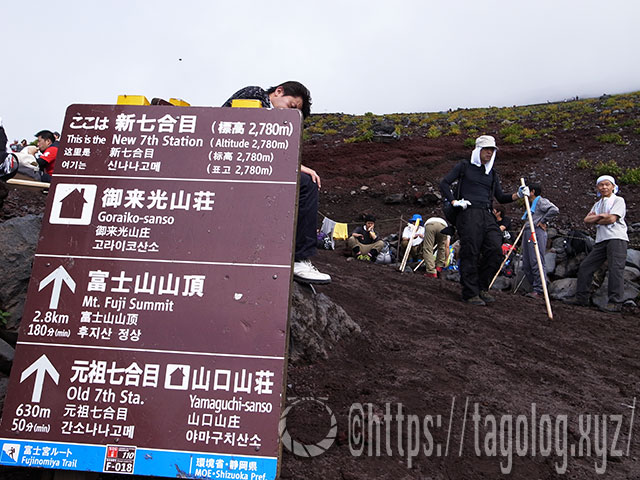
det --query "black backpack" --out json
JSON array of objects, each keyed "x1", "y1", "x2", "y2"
[
  {"x1": 564, "y1": 230, "x2": 595, "y2": 257},
  {"x1": 441, "y1": 160, "x2": 497, "y2": 233}
]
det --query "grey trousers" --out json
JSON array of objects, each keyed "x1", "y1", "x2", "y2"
[
  {"x1": 522, "y1": 227, "x2": 547, "y2": 294},
  {"x1": 576, "y1": 239, "x2": 628, "y2": 303}
]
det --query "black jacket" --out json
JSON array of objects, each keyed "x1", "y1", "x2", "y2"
[{"x1": 440, "y1": 160, "x2": 513, "y2": 207}]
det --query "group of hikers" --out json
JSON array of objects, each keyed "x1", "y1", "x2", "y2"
[
  {"x1": 343, "y1": 134, "x2": 628, "y2": 313},
  {"x1": 1, "y1": 81, "x2": 630, "y2": 313},
  {"x1": 243, "y1": 81, "x2": 628, "y2": 314}
]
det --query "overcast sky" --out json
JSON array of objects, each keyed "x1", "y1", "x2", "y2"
[{"x1": 4, "y1": 0, "x2": 640, "y2": 140}]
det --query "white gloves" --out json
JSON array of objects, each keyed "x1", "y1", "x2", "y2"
[
  {"x1": 452, "y1": 199, "x2": 471, "y2": 209},
  {"x1": 517, "y1": 185, "x2": 530, "y2": 198}
]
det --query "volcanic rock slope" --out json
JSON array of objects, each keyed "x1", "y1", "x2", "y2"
[{"x1": 1, "y1": 92, "x2": 639, "y2": 480}]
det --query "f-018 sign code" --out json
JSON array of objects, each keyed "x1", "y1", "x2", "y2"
[{"x1": 0, "y1": 104, "x2": 303, "y2": 479}]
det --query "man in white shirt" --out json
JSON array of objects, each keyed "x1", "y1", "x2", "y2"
[{"x1": 565, "y1": 175, "x2": 628, "y2": 312}]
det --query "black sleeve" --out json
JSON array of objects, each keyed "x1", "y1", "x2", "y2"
[
  {"x1": 36, "y1": 157, "x2": 48, "y2": 170},
  {"x1": 352, "y1": 226, "x2": 365, "y2": 237},
  {"x1": 0, "y1": 127, "x2": 7, "y2": 166},
  {"x1": 492, "y1": 171, "x2": 515, "y2": 204},
  {"x1": 0, "y1": 126, "x2": 7, "y2": 148},
  {"x1": 439, "y1": 162, "x2": 465, "y2": 202}
]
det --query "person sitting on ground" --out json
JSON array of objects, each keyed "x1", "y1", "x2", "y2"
[
  {"x1": 16, "y1": 130, "x2": 58, "y2": 182},
  {"x1": 401, "y1": 214, "x2": 425, "y2": 262},
  {"x1": 222, "y1": 81, "x2": 330, "y2": 285},
  {"x1": 493, "y1": 204, "x2": 513, "y2": 243},
  {"x1": 422, "y1": 216, "x2": 450, "y2": 278},
  {"x1": 520, "y1": 183, "x2": 559, "y2": 299},
  {"x1": 348, "y1": 214, "x2": 385, "y2": 261},
  {"x1": 564, "y1": 175, "x2": 628, "y2": 312}
]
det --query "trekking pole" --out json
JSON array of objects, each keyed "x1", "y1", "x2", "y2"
[
  {"x1": 521, "y1": 178, "x2": 553, "y2": 320},
  {"x1": 489, "y1": 224, "x2": 525, "y2": 290},
  {"x1": 398, "y1": 216, "x2": 404, "y2": 263},
  {"x1": 513, "y1": 273, "x2": 526, "y2": 294},
  {"x1": 399, "y1": 219, "x2": 420, "y2": 272}
]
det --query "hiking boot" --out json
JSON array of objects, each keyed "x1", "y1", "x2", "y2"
[
  {"x1": 479, "y1": 291, "x2": 495, "y2": 303},
  {"x1": 563, "y1": 296, "x2": 588, "y2": 307},
  {"x1": 424, "y1": 272, "x2": 438, "y2": 278},
  {"x1": 525, "y1": 292, "x2": 542, "y2": 299},
  {"x1": 599, "y1": 302, "x2": 621, "y2": 313},
  {"x1": 464, "y1": 296, "x2": 486, "y2": 306},
  {"x1": 293, "y1": 260, "x2": 331, "y2": 284}
]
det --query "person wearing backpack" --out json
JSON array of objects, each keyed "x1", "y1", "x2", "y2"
[{"x1": 439, "y1": 135, "x2": 529, "y2": 306}]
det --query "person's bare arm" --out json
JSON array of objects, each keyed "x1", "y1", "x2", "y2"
[
  {"x1": 585, "y1": 210, "x2": 618, "y2": 224},
  {"x1": 301, "y1": 164, "x2": 321, "y2": 188}
]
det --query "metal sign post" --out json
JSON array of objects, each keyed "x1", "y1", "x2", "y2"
[{"x1": 0, "y1": 104, "x2": 302, "y2": 479}]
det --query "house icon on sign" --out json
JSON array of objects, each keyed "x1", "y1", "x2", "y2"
[
  {"x1": 164, "y1": 364, "x2": 190, "y2": 390},
  {"x1": 59, "y1": 188, "x2": 88, "y2": 219},
  {"x1": 49, "y1": 183, "x2": 97, "y2": 225}
]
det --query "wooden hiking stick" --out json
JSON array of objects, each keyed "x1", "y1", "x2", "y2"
[
  {"x1": 489, "y1": 224, "x2": 525, "y2": 290},
  {"x1": 521, "y1": 178, "x2": 553, "y2": 320},
  {"x1": 7, "y1": 178, "x2": 50, "y2": 188},
  {"x1": 399, "y1": 219, "x2": 420, "y2": 272}
]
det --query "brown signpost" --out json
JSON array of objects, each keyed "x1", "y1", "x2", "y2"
[{"x1": 0, "y1": 104, "x2": 302, "y2": 479}]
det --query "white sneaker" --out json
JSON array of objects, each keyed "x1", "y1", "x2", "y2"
[{"x1": 293, "y1": 259, "x2": 331, "y2": 284}]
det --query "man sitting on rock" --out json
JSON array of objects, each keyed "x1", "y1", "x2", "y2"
[
  {"x1": 564, "y1": 175, "x2": 628, "y2": 312},
  {"x1": 16, "y1": 130, "x2": 58, "y2": 182},
  {"x1": 401, "y1": 214, "x2": 425, "y2": 262},
  {"x1": 348, "y1": 214, "x2": 385, "y2": 261},
  {"x1": 223, "y1": 81, "x2": 330, "y2": 285}
]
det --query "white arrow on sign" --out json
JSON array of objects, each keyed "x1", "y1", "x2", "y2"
[
  {"x1": 38, "y1": 265, "x2": 76, "y2": 310},
  {"x1": 20, "y1": 354, "x2": 60, "y2": 403}
]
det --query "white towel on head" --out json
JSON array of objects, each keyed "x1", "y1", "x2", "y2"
[{"x1": 470, "y1": 147, "x2": 495, "y2": 174}]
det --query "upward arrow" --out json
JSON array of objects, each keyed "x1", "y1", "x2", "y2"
[
  {"x1": 20, "y1": 354, "x2": 60, "y2": 403},
  {"x1": 38, "y1": 266, "x2": 76, "y2": 310}
]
